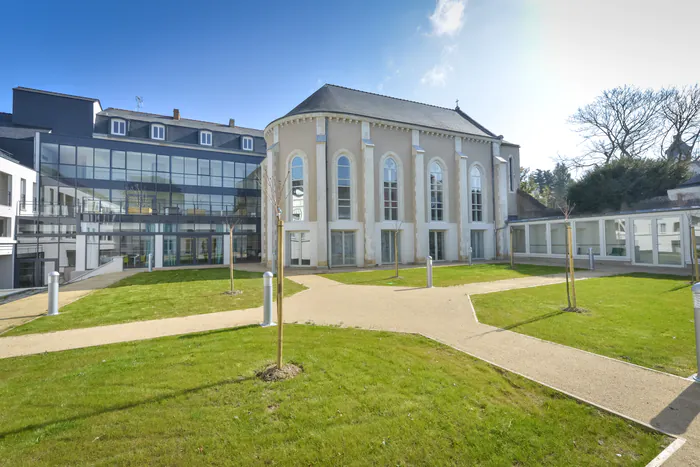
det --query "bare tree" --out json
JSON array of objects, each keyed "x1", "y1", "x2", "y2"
[
  {"x1": 224, "y1": 213, "x2": 244, "y2": 296},
  {"x1": 660, "y1": 85, "x2": 700, "y2": 162},
  {"x1": 557, "y1": 198, "x2": 576, "y2": 310},
  {"x1": 568, "y1": 86, "x2": 666, "y2": 168}
]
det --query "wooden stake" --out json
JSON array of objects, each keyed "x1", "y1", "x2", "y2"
[
  {"x1": 567, "y1": 224, "x2": 577, "y2": 309},
  {"x1": 229, "y1": 225, "x2": 234, "y2": 294},
  {"x1": 509, "y1": 226, "x2": 514, "y2": 269},
  {"x1": 394, "y1": 230, "x2": 399, "y2": 277},
  {"x1": 276, "y1": 217, "x2": 284, "y2": 368}
]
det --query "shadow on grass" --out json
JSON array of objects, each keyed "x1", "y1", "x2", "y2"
[
  {"x1": 108, "y1": 268, "x2": 264, "y2": 288},
  {"x1": 177, "y1": 324, "x2": 261, "y2": 340},
  {"x1": 650, "y1": 383, "x2": 700, "y2": 436},
  {"x1": 0, "y1": 375, "x2": 255, "y2": 440},
  {"x1": 467, "y1": 309, "x2": 566, "y2": 341}
]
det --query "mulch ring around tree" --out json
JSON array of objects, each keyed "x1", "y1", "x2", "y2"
[{"x1": 256, "y1": 363, "x2": 303, "y2": 382}]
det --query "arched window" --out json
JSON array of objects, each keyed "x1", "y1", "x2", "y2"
[
  {"x1": 337, "y1": 155, "x2": 351, "y2": 219},
  {"x1": 508, "y1": 156, "x2": 514, "y2": 192},
  {"x1": 471, "y1": 165, "x2": 483, "y2": 222},
  {"x1": 429, "y1": 161, "x2": 444, "y2": 221},
  {"x1": 383, "y1": 158, "x2": 398, "y2": 221},
  {"x1": 290, "y1": 156, "x2": 304, "y2": 221}
]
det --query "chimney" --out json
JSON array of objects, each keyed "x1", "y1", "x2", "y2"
[
  {"x1": 229, "y1": 118, "x2": 235, "y2": 127},
  {"x1": 173, "y1": 109, "x2": 180, "y2": 120}
]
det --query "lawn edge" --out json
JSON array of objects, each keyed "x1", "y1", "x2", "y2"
[
  {"x1": 417, "y1": 330, "x2": 686, "y2": 463},
  {"x1": 469, "y1": 288, "x2": 695, "y2": 381}
]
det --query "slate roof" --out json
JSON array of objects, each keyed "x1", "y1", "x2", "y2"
[
  {"x1": 0, "y1": 147, "x2": 21, "y2": 164},
  {"x1": 100, "y1": 108, "x2": 264, "y2": 137},
  {"x1": 278, "y1": 84, "x2": 499, "y2": 139},
  {"x1": 0, "y1": 112, "x2": 51, "y2": 139},
  {"x1": 14, "y1": 87, "x2": 101, "y2": 104}
]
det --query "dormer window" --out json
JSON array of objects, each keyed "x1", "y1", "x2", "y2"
[
  {"x1": 151, "y1": 124, "x2": 165, "y2": 140},
  {"x1": 242, "y1": 136, "x2": 254, "y2": 151},
  {"x1": 200, "y1": 130, "x2": 212, "y2": 146},
  {"x1": 111, "y1": 118, "x2": 126, "y2": 136}
]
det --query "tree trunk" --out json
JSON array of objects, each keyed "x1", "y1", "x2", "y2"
[
  {"x1": 564, "y1": 227, "x2": 571, "y2": 309},
  {"x1": 229, "y1": 225, "x2": 234, "y2": 293},
  {"x1": 276, "y1": 217, "x2": 284, "y2": 369},
  {"x1": 394, "y1": 230, "x2": 399, "y2": 278}
]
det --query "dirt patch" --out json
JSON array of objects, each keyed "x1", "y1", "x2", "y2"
[
  {"x1": 222, "y1": 290, "x2": 243, "y2": 296},
  {"x1": 257, "y1": 363, "x2": 303, "y2": 382}
]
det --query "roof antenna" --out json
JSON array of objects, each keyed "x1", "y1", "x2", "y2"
[
  {"x1": 135, "y1": 96, "x2": 143, "y2": 111},
  {"x1": 455, "y1": 99, "x2": 460, "y2": 110}
]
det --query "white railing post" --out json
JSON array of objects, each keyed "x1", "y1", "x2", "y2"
[{"x1": 48, "y1": 271, "x2": 60, "y2": 316}]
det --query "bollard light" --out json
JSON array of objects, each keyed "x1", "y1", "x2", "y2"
[
  {"x1": 692, "y1": 283, "x2": 700, "y2": 383},
  {"x1": 262, "y1": 271, "x2": 276, "y2": 327},
  {"x1": 148, "y1": 253, "x2": 153, "y2": 273},
  {"x1": 47, "y1": 271, "x2": 60, "y2": 316},
  {"x1": 468, "y1": 247, "x2": 473, "y2": 266},
  {"x1": 588, "y1": 248, "x2": 595, "y2": 271},
  {"x1": 426, "y1": 256, "x2": 433, "y2": 288}
]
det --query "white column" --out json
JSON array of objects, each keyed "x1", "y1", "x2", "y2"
[
  {"x1": 316, "y1": 117, "x2": 328, "y2": 267},
  {"x1": 455, "y1": 137, "x2": 468, "y2": 260},
  {"x1": 493, "y1": 141, "x2": 508, "y2": 257},
  {"x1": 546, "y1": 222, "x2": 552, "y2": 255},
  {"x1": 362, "y1": 121, "x2": 376, "y2": 265},
  {"x1": 413, "y1": 130, "x2": 427, "y2": 262},
  {"x1": 598, "y1": 219, "x2": 606, "y2": 256},
  {"x1": 265, "y1": 140, "x2": 277, "y2": 269},
  {"x1": 155, "y1": 234, "x2": 163, "y2": 268},
  {"x1": 75, "y1": 234, "x2": 86, "y2": 272}
]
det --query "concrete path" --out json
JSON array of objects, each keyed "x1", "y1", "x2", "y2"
[
  {"x1": 0, "y1": 270, "x2": 698, "y2": 465},
  {"x1": 0, "y1": 270, "x2": 140, "y2": 334}
]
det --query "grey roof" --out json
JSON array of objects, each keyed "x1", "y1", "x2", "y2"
[
  {"x1": 0, "y1": 112, "x2": 51, "y2": 139},
  {"x1": 278, "y1": 84, "x2": 499, "y2": 139},
  {"x1": 678, "y1": 173, "x2": 700, "y2": 188},
  {"x1": 0, "y1": 147, "x2": 21, "y2": 164},
  {"x1": 15, "y1": 87, "x2": 102, "y2": 106},
  {"x1": 100, "y1": 108, "x2": 264, "y2": 137}
]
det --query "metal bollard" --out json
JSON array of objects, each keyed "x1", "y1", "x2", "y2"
[
  {"x1": 692, "y1": 283, "x2": 700, "y2": 382},
  {"x1": 148, "y1": 253, "x2": 153, "y2": 272},
  {"x1": 588, "y1": 248, "x2": 595, "y2": 271},
  {"x1": 426, "y1": 256, "x2": 433, "y2": 288},
  {"x1": 48, "y1": 271, "x2": 60, "y2": 316},
  {"x1": 468, "y1": 247, "x2": 473, "y2": 266},
  {"x1": 262, "y1": 271, "x2": 276, "y2": 327}
]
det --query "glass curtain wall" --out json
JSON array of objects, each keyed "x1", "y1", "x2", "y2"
[
  {"x1": 657, "y1": 217, "x2": 681, "y2": 265},
  {"x1": 604, "y1": 219, "x2": 626, "y2": 256},
  {"x1": 551, "y1": 223, "x2": 567, "y2": 254},
  {"x1": 633, "y1": 219, "x2": 653, "y2": 264},
  {"x1": 511, "y1": 226, "x2": 526, "y2": 253},
  {"x1": 529, "y1": 224, "x2": 546, "y2": 253},
  {"x1": 575, "y1": 220, "x2": 600, "y2": 255}
]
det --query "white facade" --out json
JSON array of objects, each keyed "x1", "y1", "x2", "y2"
[
  {"x1": 511, "y1": 208, "x2": 700, "y2": 268},
  {"x1": 0, "y1": 153, "x2": 38, "y2": 288},
  {"x1": 262, "y1": 113, "x2": 519, "y2": 268}
]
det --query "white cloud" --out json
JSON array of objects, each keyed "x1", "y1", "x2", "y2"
[
  {"x1": 429, "y1": 0, "x2": 466, "y2": 36},
  {"x1": 420, "y1": 64, "x2": 453, "y2": 87}
]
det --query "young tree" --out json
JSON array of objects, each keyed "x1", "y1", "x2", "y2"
[
  {"x1": 557, "y1": 198, "x2": 576, "y2": 311},
  {"x1": 391, "y1": 221, "x2": 403, "y2": 278}
]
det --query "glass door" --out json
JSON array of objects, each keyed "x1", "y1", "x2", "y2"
[
  {"x1": 381, "y1": 230, "x2": 400, "y2": 264},
  {"x1": 196, "y1": 237, "x2": 210, "y2": 264},
  {"x1": 429, "y1": 231, "x2": 445, "y2": 261},
  {"x1": 233, "y1": 235, "x2": 248, "y2": 260},
  {"x1": 288, "y1": 231, "x2": 311, "y2": 266},
  {"x1": 179, "y1": 237, "x2": 195, "y2": 265},
  {"x1": 470, "y1": 230, "x2": 485, "y2": 259},
  {"x1": 212, "y1": 236, "x2": 224, "y2": 264},
  {"x1": 331, "y1": 231, "x2": 356, "y2": 266},
  {"x1": 164, "y1": 236, "x2": 177, "y2": 266}
]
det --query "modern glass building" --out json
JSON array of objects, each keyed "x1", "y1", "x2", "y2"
[{"x1": 2, "y1": 87, "x2": 264, "y2": 287}]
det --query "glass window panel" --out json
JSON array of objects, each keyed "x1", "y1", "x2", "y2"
[
  {"x1": 59, "y1": 145, "x2": 76, "y2": 164},
  {"x1": 156, "y1": 172, "x2": 170, "y2": 184},
  {"x1": 529, "y1": 224, "x2": 547, "y2": 254},
  {"x1": 657, "y1": 217, "x2": 681, "y2": 265},
  {"x1": 142, "y1": 171, "x2": 156, "y2": 183},
  {"x1": 185, "y1": 157, "x2": 197, "y2": 174},
  {"x1": 604, "y1": 219, "x2": 627, "y2": 256},
  {"x1": 59, "y1": 164, "x2": 76, "y2": 179},
  {"x1": 575, "y1": 220, "x2": 600, "y2": 255},
  {"x1": 210, "y1": 160, "x2": 222, "y2": 176},
  {"x1": 157, "y1": 155, "x2": 169, "y2": 172},
  {"x1": 142, "y1": 153, "x2": 156, "y2": 171},
  {"x1": 198, "y1": 175, "x2": 210, "y2": 186},
  {"x1": 127, "y1": 170, "x2": 141, "y2": 182},
  {"x1": 110, "y1": 169, "x2": 125, "y2": 181},
  {"x1": 171, "y1": 173, "x2": 184, "y2": 185},
  {"x1": 41, "y1": 143, "x2": 58, "y2": 163},
  {"x1": 111, "y1": 150, "x2": 125, "y2": 168},
  {"x1": 198, "y1": 159, "x2": 210, "y2": 175},
  {"x1": 77, "y1": 147, "x2": 93, "y2": 166},
  {"x1": 171, "y1": 156, "x2": 184, "y2": 173},
  {"x1": 127, "y1": 151, "x2": 141, "y2": 170},
  {"x1": 633, "y1": 219, "x2": 653, "y2": 264},
  {"x1": 223, "y1": 161, "x2": 235, "y2": 177},
  {"x1": 41, "y1": 163, "x2": 58, "y2": 177},
  {"x1": 550, "y1": 223, "x2": 567, "y2": 255},
  {"x1": 223, "y1": 177, "x2": 235, "y2": 188},
  {"x1": 185, "y1": 174, "x2": 197, "y2": 185},
  {"x1": 77, "y1": 166, "x2": 93, "y2": 179},
  {"x1": 235, "y1": 162, "x2": 246, "y2": 179},
  {"x1": 512, "y1": 226, "x2": 526, "y2": 253}
]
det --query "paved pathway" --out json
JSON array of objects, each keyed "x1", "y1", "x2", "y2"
[
  {"x1": 0, "y1": 270, "x2": 698, "y2": 465},
  {"x1": 0, "y1": 270, "x2": 140, "y2": 334}
]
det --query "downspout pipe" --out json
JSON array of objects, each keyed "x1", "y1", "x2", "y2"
[
  {"x1": 325, "y1": 117, "x2": 331, "y2": 269},
  {"x1": 490, "y1": 135, "x2": 504, "y2": 258}
]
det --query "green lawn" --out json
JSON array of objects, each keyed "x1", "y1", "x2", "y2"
[
  {"x1": 4, "y1": 269, "x2": 306, "y2": 336},
  {"x1": 0, "y1": 325, "x2": 669, "y2": 465},
  {"x1": 472, "y1": 273, "x2": 696, "y2": 377},
  {"x1": 321, "y1": 263, "x2": 567, "y2": 287}
]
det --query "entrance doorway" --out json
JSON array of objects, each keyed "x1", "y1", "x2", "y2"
[
  {"x1": 288, "y1": 231, "x2": 310, "y2": 266},
  {"x1": 471, "y1": 230, "x2": 485, "y2": 259},
  {"x1": 179, "y1": 237, "x2": 210, "y2": 265},
  {"x1": 331, "y1": 231, "x2": 356, "y2": 267},
  {"x1": 428, "y1": 230, "x2": 445, "y2": 261}
]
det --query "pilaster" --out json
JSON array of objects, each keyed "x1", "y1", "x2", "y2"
[
  {"x1": 316, "y1": 117, "x2": 328, "y2": 267},
  {"x1": 455, "y1": 136, "x2": 468, "y2": 260},
  {"x1": 264, "y1": 140, "x2": 278, "y2": 269},
  {"x1": 413, "y1": 130, "x2": 427, "y2": 262},
  {"x1": 362, "y1": 121, "x2": 376, "y2": 265},
  {"x1": 493, "y1": 140, "x2": 508, "y2": 257}
]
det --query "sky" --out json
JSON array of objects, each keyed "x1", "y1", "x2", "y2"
[{"x1": 1, "y1": 0, "x2": 699, "y2": 172}]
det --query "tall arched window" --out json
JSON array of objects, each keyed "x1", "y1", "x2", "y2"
[
  {"x1": 429, "y1": 161, "x2": 444, "y2": 221},
  {"x1": 383, "y1": 158, "x2": 398, "y2": 221},
  {"x1": 291, "y1": 156, "x2": 304, "y2": 221},
  {"x1": 508, "y1": 156, "x2": 514, "y2": 192},
  {"x1": 337, "y1": 155, "x2": 351, "y2": 219},
  {"x1": 471, "y1": 165, "x2": 483, "y2": 222}
]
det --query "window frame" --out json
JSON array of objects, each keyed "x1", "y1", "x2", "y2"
[
  {"x1": 288, "y1": 153, "x2": 307, "y2": 222},
  {"x1": 241, "y1": 136, "x2": 254, "y2": 151},
  {"x1": 380, "y1": 153, "x2": 401, "y2": 222},
  {"x1": 111, "y1": 118, "x2": 126, "y2": 136},
  {"x1": 199, "y1": 130, "x2": 213, "y2": 146},
  {"x1": 151, "y1": 124, "x2": 165, "y2": 141},
  {"x1": 428, "y1": 160, "x2": 445, "y2": 222},
  {"x1": 336, "y1": 154, "x2": 352, "y2": 220}
]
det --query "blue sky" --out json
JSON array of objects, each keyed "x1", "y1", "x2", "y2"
[{"x1": 1, "y1": 0, "x2": 698, "y2": 171}]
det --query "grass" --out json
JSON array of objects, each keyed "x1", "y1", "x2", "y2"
[
  {"x1": 321, "y1": 263, "x2": 567, "y2": 287},
  {"x1": 472, "y1": 273, "x2": 696, "y2": 377},
  {"x1": 4, "y1": 269, "x2": 306, "y2": 336},
  {"x1": 0, "y1": 325, "x2": 669, "y2": 465}
]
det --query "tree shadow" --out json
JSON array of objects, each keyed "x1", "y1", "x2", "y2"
[
  {"x1": 107, "y1": 268, "x2": 263, "y2": 288},
  {"x1": 467, "y1": 309, "x2": 566, "y2": 340},
  {"x1": 0, "y1": 375, "x2": 255, "y2": 440},
  {"x1": 650, "y1": 382, "x2": 700, "y2": 436},
  {"x1": 177, "y1": 324, "x2": 261, "y2": 339}
]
